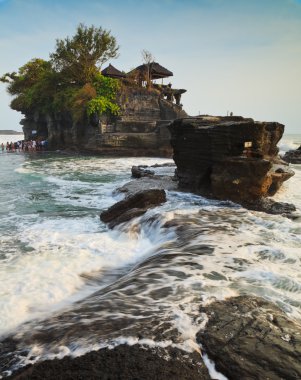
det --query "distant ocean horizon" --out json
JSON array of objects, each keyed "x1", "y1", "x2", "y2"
[{"x1": 0, "y1": 130, "x2": 23, "y2": 135}]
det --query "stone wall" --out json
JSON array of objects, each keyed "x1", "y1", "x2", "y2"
[{"x1": 22, "y1": 87, "x2": 187, "y2": 157}]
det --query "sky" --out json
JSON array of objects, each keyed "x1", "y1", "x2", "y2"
[{"x1": 0, "y1": 0, "x2": 300, "y2": 133}]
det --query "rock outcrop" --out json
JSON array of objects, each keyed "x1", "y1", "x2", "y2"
[
  {"x1": 100, "y1": 189, "x2": 166, "y2": 228},
  {"x1": 22, "y1": 87, "x2": 187, "y2": 157},
  {"x1": 6, "y1": 344, "x2": 210, "y2": 380},
  {"x1": 283, "y1": 145, "x2": 301, "y2": 164},
  {"x1": 131, "y1": 165, "x2": 155, "y2": 178},
  {"x1": 168, "y1": 116, "x2": 294, "y2": 204},
  {"x1": 197, "y1": 296, "x2": 301, "y2": 380},
  {"x1": 117, "y1": 176, "x2": 177, "y2": 198}
]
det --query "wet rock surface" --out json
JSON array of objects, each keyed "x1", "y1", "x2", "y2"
[
  {"x1": 283, "y1": 145, "x2": 301, "y2": 164},
  {"x1": 131, "y1": 165, "x2": 155, "y2": 178},
  {"x1": 197, "y1": 296, "x2": 301, "y2": 380},
  {"x1": 168, "y1": 116, "x2": 294, "y2": 203},
  {"x1": 6, "y1": 344, "x2": 210, "y2": 380},
  {"x1": 100, "y1": 189, "x2": 167, "y2": 228},
  {"x1": 248, "y1": 198, "x2": 297, "y2": 216},
  {"x1": 117, "y1": 176, "x2": 178, "y2": 197}
]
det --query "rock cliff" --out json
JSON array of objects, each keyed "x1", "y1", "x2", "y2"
[
  {"x1": 168, "y1": 116, "x2": 294, "y2": 204},
  {"x1": 22, "y1": 87, "x2": 186, "y2": 157}
]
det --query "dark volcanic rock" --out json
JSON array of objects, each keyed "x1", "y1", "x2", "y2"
[
  {"x1": 100, "y1": 189, "x2": 166, "y2": 228},
  {"x1": 197, "y1": 296, "x2": 301, "y2": 380},
  {"x1": 168, "y1": 116, "x2": 294, "y2": 204},
  {"x1": 211, "y1": 157, "x2": 273, "y2": 203},
  {"x1": 283, "y1": 145, "x2": 301, "y2": 164},
  {"x1": 7, "y1": 344, "x2": 210, "y2": 380},
  {"x1": 117, "y1": 176, "x2": 178, "y2": 197},
  {"x1": 131, "y1": 165, "x2": 155, "y2": 178},
  {"x1": 249, "y1": 198, "x2": 297, "y2": 216}
]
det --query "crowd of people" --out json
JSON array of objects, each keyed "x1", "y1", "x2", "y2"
[{"x1": 1, "y1": 140, "x2": 48, "y2": 153}]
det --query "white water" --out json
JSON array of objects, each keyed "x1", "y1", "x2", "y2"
[
  {"x1": 0, "y1": 135, "x2": 300, "y2": 379},
  {"x1": 0, "y1": 155, "x2": 175, "y2": 337},
  {"x1": 0, "y1": 134, "x2": 24, "y2": 146}
]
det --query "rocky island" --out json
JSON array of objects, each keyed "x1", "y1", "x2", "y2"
[{"x1": 1, "y1": 25, "x2": 187, "y2": 157}]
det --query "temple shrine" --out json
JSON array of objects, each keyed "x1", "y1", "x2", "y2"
[{"x1": 102, "y1": 61, "x2": 186, "y2": 107}]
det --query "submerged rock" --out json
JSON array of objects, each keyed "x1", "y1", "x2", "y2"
[
  {"x1": 100, "y1": 189, "x2": 166, "y2": 228},
  {"x1": 131, "y1": 165, "x2": 155, "y2": 178},
  {"x1": 283, "y1": 145, "x2": 301, "y2": 164},
  {"x1": 197, "y1": 296, "x2": 301, "y2": 380},
  {"x1": 168, "y1": 116, "x2": 294, "y2": 205}
]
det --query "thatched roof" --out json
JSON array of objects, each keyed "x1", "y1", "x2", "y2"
[
  {"x1": 102, "y1": 64, "x2": 126, "y2": 78},
  {"x1": 128, "y1": 62, "x2": 173, "y2": 80}
]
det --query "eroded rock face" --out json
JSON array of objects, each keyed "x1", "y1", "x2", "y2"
[
  {"x1": 283, "y1": 146, "x2": 301, "y2": 164},
  {"x1": 22, "y1": 88, "x2": 187, "y2": 157},
  {"x1": 197, "y1": 296, "x2": 301, "y2": 380},
  {"x1": 100, "y1": 189, "x2": 166, "y2": 228},
  {"x1": 168, "y1": 116, "x2": 294, "y2": 203}
]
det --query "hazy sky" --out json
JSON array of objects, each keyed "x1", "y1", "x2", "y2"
[{"x1": 0, "y1": 0, "x2": 300, "y2": 133}]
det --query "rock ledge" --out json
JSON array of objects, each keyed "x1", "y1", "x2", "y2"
[{"x1": 197, "y1": 296, "x2": 301, "y2": 380}]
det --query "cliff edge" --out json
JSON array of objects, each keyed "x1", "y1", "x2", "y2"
[{"x1": 168, "y1": 116, "x2": 294, "y2": 206}]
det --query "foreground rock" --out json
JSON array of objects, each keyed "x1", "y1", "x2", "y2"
[
  {"x1": 197, "y1": 296, "x2": 301, "y2": 380},
  {"x1": 100, "y1": 189, "x2": 166, "y2": 228},
  {"x1": 168, "y1": 116, "x2": 294, "y2": 205},
  {"x1": 283, "y1": 145, "x2": 301, "y2": 164},
  {"x1": 6, "y1": 344, "x2": 210, "y2": 380}
]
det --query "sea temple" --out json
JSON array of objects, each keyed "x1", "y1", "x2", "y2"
[{"x1": 22, "y1": 60, "x2": 187, "y2": 156}]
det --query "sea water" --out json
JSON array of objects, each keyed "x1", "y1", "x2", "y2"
[{"x1": 0, "y1": 133, "x2": 300, "y2": 376}]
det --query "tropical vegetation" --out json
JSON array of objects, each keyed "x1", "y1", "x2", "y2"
[{"x1": 0, "y1": 24, "x2": 120, "y2": 121}]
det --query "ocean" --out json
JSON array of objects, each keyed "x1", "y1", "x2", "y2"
[{"x1": 0, "y1": 133, "x2": 300, "y2": 377}]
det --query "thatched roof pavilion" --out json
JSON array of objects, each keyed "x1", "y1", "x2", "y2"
[
  {"x1": 102, "y1": 64, "x2": 126, "y2": 79},
  {"x1": 128, "y1": 62, "x2": 173, "y2": 81}
]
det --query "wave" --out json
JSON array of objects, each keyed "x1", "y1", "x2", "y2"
[
  {"x1": 279, "y1": 134, "x2": 301, "y2": 155},
  {"x1": 0, "y1": 153, "x2": 301, "y2": 378}
]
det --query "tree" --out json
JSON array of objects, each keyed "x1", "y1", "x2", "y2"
[
  {"x1": 50, "y1": 23, "x2": 119, "y2": 85},
  {"x1": 0, "y1": 24, "x2": 120, "y2": 120},
  {"x1": 141, "y1": 49, "x2": 155, "y2": 88},
  {"x1": 1, "y1": 59, "x2": 52, "y2": 96},
  {"x1": 87, "y1": 73, "x2": 120, "y2": 118},
  {"x1": 0, "y1": 58, "x2": 55, "y2": 113}
]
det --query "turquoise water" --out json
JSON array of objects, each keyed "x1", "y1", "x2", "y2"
[{"x1": 0, "y1": 152, "x2": 174, "y2": 337}]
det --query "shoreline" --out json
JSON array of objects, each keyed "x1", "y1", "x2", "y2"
[{"x1": 0, "y1": 150, "x2": 300, "y2": 379}]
